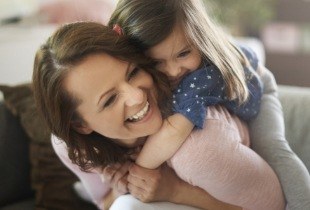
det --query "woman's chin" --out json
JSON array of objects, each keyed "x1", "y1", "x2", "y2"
[
  {"x1": 118, "y1": 137, "x2": 146, "y2": 148},
  {"x1": 133, "y1": 137, "x2": 147, "y2": 147}
]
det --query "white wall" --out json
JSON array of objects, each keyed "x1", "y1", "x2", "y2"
[{"x1": 0, "y1": 24, "x2": 56, "y2": 100}]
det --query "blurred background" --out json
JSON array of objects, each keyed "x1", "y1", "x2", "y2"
[
  {"x1": 0, "y1": 0, "x2": 116, "y2": 92},
  {"x1": 0, "y1": 0, "x2": 310, "y2": 91},
  {"x1": 204, "y1": 0, "x2": 310, "y2": 88}
]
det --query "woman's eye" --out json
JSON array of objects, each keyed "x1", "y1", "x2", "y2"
[
  {"x1": 103, "y1": 94, "x2": 117, "y2": 108},
  {"x1": 128, "y1": 67, "x2": 140, "y2": 80},
  {"x1": 178, "y1": 50, "x2": 191, "y2": 58}
]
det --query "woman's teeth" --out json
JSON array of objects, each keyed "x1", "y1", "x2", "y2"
[{"x1": 127, "y1": 102, "x2": 150, "y2": 122}]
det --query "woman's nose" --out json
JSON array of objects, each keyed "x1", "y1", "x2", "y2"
[{"x1": 124, "y1": 85, "x2": 144, "y2": 107}]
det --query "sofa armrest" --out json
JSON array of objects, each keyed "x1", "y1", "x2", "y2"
[{"x1": 278, "y1": 85, "x2": 310, "y2": 172}]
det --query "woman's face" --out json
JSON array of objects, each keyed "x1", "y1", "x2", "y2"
[{"x1": 64, "y1": 53, "x2": 163, "y2": 147}]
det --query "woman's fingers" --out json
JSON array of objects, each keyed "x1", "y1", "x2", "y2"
[
  {"x1": 127, "y1": 163, "x2": 163, "y2": 202},
  {"x1": 112, "y1": 161, "x2": 131, "y2": 184},
  {"x1": 127, "y1": 172, "x2": 146, "y2": 188},
  {"x1": 100, "y1": 162, "x2": 132, "y2": 195},
  {"x1": 101, "y1": 163, "x2": 121, "y2": 182},
  {"x1": 127, "y1": 182, "x2": 149, "y2": 202},
  {"x1": 116, "y1": 176, "x2": 129, "y2": 195},
  {"x1": 128, "y1": 163, "x2": 180, "y2": 202},
  {"x1": 112, "y1": 162, "x2": 132, "y2": 194}
]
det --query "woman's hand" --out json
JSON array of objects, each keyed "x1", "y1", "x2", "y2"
[
  {"x1": 100, "y1": 161, "x2": 133, "y2": 210},
  {"x1": 127, "y1": 163, "x2": 181, "y2": 202},
  {"x1": 101, "y1": 161, "x2": 132, "y2": 195},
  {"x1": 127, "y1": 163, "x2": 242, "y2": 210}
]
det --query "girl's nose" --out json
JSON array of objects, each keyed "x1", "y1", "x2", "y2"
[
  {"x1": 166, "y1": 62, "x2": 181, "y2": 78},
  {"x1": 124, "y1": 85, "x2": 144, "y2": 107}
]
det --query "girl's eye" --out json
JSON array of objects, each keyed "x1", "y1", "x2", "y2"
[
  {"x1": 103, "y1": 94, "x2": 117, "y2": 108},
  {"x1": 155, "y1": 60, "x2": 163, "y2": 66},
  {"x1": 178, "y1": 50, "x2": 191, "y2": 58},
  {"x1": 128, "y1": 67, "x2": 140, "y2": 80}
]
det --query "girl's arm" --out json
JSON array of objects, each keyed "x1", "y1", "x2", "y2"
[
  {"x1": 128, "y1": 163, "x2": 241, "y2": 210},
  {"x1": 136, "y1": 113, "x2": 194, "y2": 169},
  {"x1": 249, "y1": 64, "x2": 310, "y2": 210}
]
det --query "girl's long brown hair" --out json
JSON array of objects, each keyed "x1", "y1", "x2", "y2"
[
  {"x1": 110, "y1": 0, "x2": 250, "y2": 103},
  {"x1": 32, "y1": 22, "x2": 172, "y2": 172}
]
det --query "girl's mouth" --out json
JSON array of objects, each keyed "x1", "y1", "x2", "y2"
[{"x1": 169, "y1": 73, "x2": 189, "y2": 89}]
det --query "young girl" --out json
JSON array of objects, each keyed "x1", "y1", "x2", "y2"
[
  {"x1": 110, "y1": 0, "x2": 263, "y2": 170},
  {"x1": 109, "y1": 1, "x2": 310, "y2": 209}
]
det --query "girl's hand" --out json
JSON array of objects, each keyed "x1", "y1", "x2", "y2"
[
  {"x1": 101, "y1": 161, "x2": 132, "y2": 195},
  {"x1": 127, "y1": 163, "x2": 181, "y2": 202}
]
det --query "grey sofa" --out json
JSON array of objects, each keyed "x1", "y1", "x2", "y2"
[{"x1": 0, "y1": 85, "x2": 309, "y2": 209}]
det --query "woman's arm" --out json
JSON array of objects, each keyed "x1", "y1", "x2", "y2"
[
  {"x1": 249, "y1": 64, "x2": 310, "y2": 210},
  {"x1": 127, "y1": 163, "x2": 241, "y2": 210},
  {"x1": 51, "y1": 135, "x2": 111, "y2": 209},
  {"x1": 136, "y1": 113, "x2": 193, "y2": 169}
]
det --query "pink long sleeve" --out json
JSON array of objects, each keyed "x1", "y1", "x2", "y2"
[
  {"x1": 51, "y1": 135, "x2": 110, "y2": 209},
  {"x1": 168, "y1": 106, "x2": 285, "y2": 210}
]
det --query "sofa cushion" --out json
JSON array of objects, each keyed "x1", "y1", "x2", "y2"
[
  {"x1": 1, "y1": 198, "x2": 35, "y2": 210},
  {"x1": 0, "y1": 84, "x2": 97, "y2": 210},
  {"x1": 279, "y1": 85, "x2": 310, "y2": 171},
  {"x1": 0, "y1": 102, "x2": 34, "y2": 206}
]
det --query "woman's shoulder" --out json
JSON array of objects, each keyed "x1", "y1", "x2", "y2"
[{"x1": 51, "y1": 134, "x2": 68, "y2": 157}]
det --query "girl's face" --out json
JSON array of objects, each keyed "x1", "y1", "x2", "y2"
[
  {"x1": 146, "y1": 26, "x2": 202, "y2": 88},
  {"x1": 64, "y1": 53, "x2": 163, "y2": 148}
]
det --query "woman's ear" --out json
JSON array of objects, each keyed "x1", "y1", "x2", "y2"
[{"x1": 71, "y1": 121, "x2": 93, "y2": 134}]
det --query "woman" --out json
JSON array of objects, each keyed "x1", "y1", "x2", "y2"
[{"x1": 33, "y1": 22, "x2": 284, "y2": 210}]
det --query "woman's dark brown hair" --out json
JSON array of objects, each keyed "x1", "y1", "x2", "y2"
[{"x1": 32, "y1": 22, "x2": 171, "y2": 172}]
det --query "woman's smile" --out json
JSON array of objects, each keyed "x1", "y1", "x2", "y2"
[{"x1": 126, "y1": 101, "x2": 150, "y2": 122}]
